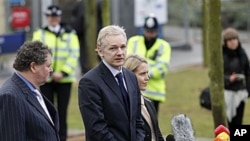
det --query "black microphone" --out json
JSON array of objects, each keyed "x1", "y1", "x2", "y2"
[
  {"x1": 170, "y1": 114, "x2": 195, "y2": 141},
  {"x1": 166, "y1": 134, "x2": 175, "y2": 141}
]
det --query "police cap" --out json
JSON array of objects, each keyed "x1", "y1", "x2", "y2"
[
  {"x1": 143, "y1": 16, "x2": 158, "y2": 31},
  {"x1": 45, "y1": 5, "x2": 62, "y2": 16}
]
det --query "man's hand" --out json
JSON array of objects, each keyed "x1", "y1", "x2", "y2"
[{"x1": 52, "y1": 72, "x2": 63, "y2": 82}]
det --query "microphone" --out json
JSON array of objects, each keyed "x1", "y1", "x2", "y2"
[
  {"x1": 214, "y1": 124, "x2": 230, "y2": 136},
  {"x1": 214, "y1": 132, "x2": 230, "y2": 141},
  {"x1": 170, "y1": 114, "x2": 195, "y2": 141},
  {"x1": 165, "y1": 134, "x2": 175, "y2": 141}
]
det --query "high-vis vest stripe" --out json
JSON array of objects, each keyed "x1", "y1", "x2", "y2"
[
  {"x1": 32, "y1": 29, "x2": 80, "y2": 83},
  {"x1": 127, "y1": 35, "x2": 171, "y2": 102}
]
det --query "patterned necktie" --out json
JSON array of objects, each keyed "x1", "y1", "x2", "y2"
[{"x1": 116, "y1": 72, "x2": 130, "y2": 114}]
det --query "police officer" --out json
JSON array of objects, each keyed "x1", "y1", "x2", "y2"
[
  {"x1": 127, "y1": 15, "x2": 171, "y2": 115},
  {"x1": 32, "y1": 5, "x2": 80, "y2": 141}
]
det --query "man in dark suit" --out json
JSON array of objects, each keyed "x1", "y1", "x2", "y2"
[
  {"x1": 0, "y1": 41, "x2": 60, "y2": 141},
  {"x1": 78, "y1": 25, "x2": 145, "y2": 141}
]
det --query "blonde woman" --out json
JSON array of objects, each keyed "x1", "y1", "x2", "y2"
[{"x1": 124, "y1": 54, "x2": 164, "y2": 141}]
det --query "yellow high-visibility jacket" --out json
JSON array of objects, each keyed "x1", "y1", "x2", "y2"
[
  {"x1": 127, "y1": 35, "x2": 171, "y2": 102},
  {"x1": 32, "y1": 26, "x2": 80, "y2": 83}
]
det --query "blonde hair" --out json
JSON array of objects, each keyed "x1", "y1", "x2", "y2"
[
  {"x1": 123, "y1": 54, "x2": 147, "y2": 72},
  {"x1": 97, "y1": 25, "x2": 127, "y2": 48}
]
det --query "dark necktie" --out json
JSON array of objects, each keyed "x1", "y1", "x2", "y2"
[{"x1": 116, "y1": 72, "x2": 130, "y2": 114}]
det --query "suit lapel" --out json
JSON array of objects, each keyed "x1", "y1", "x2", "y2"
[
  {"x1": 26, "y1": 92, "x2": 55, "y2": 126},
  {"x1": 99, "y1": 62, "x2": 126, "y2": 107},
  {"x1": 12, "y1": 74, "x2": 56, "y2": 127},
  {"x1": 145, "y1": 100, "x2": 157, "y2": 129},
  {"x1": 122, "y1": 69, "x2": 133, "y2": 113},
  {"x1": 43, "y1": 96, "x2": 59, "y2": 129}
]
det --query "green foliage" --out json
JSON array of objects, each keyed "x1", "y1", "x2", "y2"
[
  {"x1": 221, "y1": 1, "x2": 249, "y2": 30},
  {"x1": 168, "y1": 0, "x2": 250, "y2": 30}
]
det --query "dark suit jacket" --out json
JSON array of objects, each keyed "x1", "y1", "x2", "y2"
[
  {"x1": 0, "y1": 73, "x2": 60, "y2": 141},
  {"x1": 78, "y1": 61, "x2": 145, "y2": 141},
  {"x1": 143, "y1": 97, "x2": 164, "y2": 141}
]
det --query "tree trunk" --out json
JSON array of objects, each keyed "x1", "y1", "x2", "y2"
[
  {"x1": 202, "y1": 0, "x2": 209, "y2": 68},
  {"x1": 84, "y1": 0, "x2": 99, "y2": 68},
  {"x1": 207, "y1": 0, "x2": 228, "y2": 131},
  {"x1": 102, "y1": 0, "x2": 110, "y2": 26}
]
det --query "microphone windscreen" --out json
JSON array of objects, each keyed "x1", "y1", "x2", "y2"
[
  {"x1": 214, "y1": 124, "x2": 230, "y2": 136},
  {"x1": 166, "y1": 134, "x2": 175, "y2": 141},
  {"x1": 171, "y1": 114, "x2": 195, "y2": 141}
]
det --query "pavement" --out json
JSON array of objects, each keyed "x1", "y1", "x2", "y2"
[{"x1": 2, "y1": 25, "x2": 250, "y2": 141}]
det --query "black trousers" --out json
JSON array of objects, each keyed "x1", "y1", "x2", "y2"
[
  {"x1": 40, "y1": 82, "x2": 72, "y2": 141},
  {"x1": 228, "y1": 101, "x2": 245, "y2": 129}
]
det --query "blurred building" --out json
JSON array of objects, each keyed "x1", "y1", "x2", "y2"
[{"x1": 0, "y1": 0, "x2": 6, "y2": 34}]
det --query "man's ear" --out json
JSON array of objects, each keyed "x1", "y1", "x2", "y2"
[
  {"x1": 30, "y1": 62, "x2": 37, "y2": 73},
  {"x1": 97, "y1": 46, "x2": 103, "y2": 57}
]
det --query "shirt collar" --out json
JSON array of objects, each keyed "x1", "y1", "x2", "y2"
[
  {"x1": 141, "y1": 95, "x2": 145, "y2": 105},
  {"x1": 48, "y1": 24, "x2": 60, "y2": 33},
  {"x1": 15, "y1": 71, "x2": 36, "y2": 92},
  {"x1": 102, "y1": 60, "x2": 123, "y2": 77}
]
